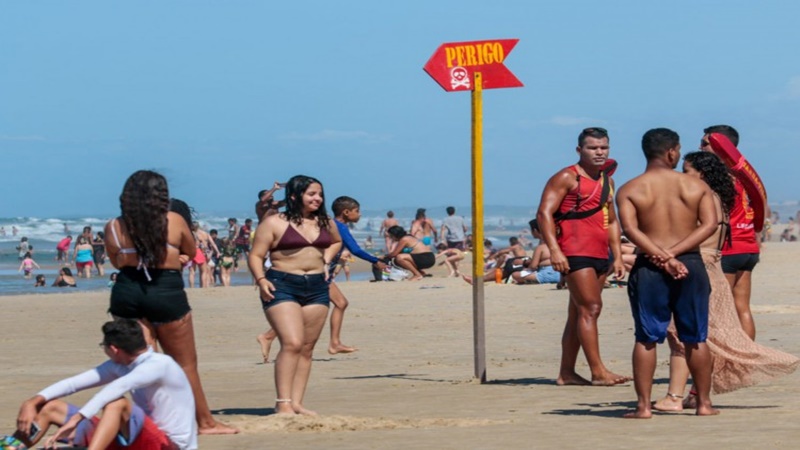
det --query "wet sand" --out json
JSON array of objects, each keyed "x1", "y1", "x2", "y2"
[{"x1": 1, "y1": 243, "x2": 798, "y2": 449}]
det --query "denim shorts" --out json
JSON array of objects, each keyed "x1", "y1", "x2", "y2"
[{"x1": 261, "y1": 269, "x2": 330, "y2": 310}]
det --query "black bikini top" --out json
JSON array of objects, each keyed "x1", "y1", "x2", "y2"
[{"x1": 273, "y1": 224, "x2": 332, "y2": 251}]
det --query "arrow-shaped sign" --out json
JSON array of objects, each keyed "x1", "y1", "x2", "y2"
[{"x1": 423, "y1": 39, "x2": 523, "y2": 92}]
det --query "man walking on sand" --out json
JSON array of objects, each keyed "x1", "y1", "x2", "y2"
[
  {"x1": 616, "y1": 128, "x2": 719, "y2": 418},
  {"x1": 536, "y1": 127, "x2": 629, "y2": 386}
]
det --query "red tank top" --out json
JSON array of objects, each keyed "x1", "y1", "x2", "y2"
[
  {"x1": 722, "y1": 180, "x2": 759, "y2": 255},
  {"x1": 556, "y1": 166, "x2": 612, "y2": 259}
]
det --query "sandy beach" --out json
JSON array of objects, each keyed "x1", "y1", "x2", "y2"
[{"x1": 1, "y1": 243, "x2": 798, "y2": 449}]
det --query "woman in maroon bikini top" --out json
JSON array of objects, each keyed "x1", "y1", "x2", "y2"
[{"x1": 246, "y1": 175, "x2": 342, "y2": 416}]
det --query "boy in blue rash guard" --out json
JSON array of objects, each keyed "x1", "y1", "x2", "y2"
[{"x1": 326, "y1": 196, "x2": 388, "y2": 354}]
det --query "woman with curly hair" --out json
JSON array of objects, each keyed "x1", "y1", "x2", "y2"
[
  {"x1": 104, "y1": 170, "x2": 237, "y2": 434},
  {"x1": 653, "y1": 152, "x2": 799, "y2": 411},
  {"x1": 248, "y1": 175, "x2": 342, "y2": 415}
]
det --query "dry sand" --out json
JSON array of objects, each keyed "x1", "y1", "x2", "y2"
[{"x1": 1, "y1": 244, "x2": 799, "y2": 449}]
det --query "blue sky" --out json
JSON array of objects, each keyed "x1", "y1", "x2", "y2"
[{"x1": 2, "y1": 1, "x2": 799, "y2": 218}]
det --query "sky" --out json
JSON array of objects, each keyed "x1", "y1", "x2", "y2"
[{"x1": 2, "y1": 1, "x2": 800, "y2": 218}]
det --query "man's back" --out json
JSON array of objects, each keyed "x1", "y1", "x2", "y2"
[{"x1": 618, "y1": 168, "x2": 709, "y2": 250}]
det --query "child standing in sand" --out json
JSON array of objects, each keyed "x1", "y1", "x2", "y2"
[{"x1": 18, "y1": 252, "x2": 40, "y2": 279}]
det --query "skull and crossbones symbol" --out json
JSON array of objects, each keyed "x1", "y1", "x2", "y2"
[{"x1": 450, "y1": 66, "x2": 470, "y2": 89}]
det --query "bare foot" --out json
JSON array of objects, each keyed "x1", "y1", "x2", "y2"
[
  {"x1": 461, "y1": 274, "x2": 474, "y2": 285},
  {"x1": 683, "y1": 392, "x2": 698, "y2": 409},
  {"x1": 409, "y1": 275, "x2": 423, "y2": 281},
  {"x1": 293, "y1": 404, "x2": 318, "y2": 416},
  {"x1": 198, "y1": 421, "x2": 240, "y2": 435},
  {"x1": 623, "y1": 409, "x2": 652, "y2": 419},
  {"x1": 591, "y1": 372, "x2": 632, "y2": 386},
  {"x1": 556, "y1": 372, "x2": 592, "y2": 386},
  {"x1": 256, "y1": 333, "x2": 275, "y2": 363},
  {"x1": 696, "y1": 404, "x2": 720, "y2": 416},
  {"x1": 274, "y1": 401, "x2": 295, "y2": 415},
  {"x1": 328, "y1": 343, "x2": 358, "y2": 355},
  {"x1": 653, "y1": 395, "x2": 684, "y2": 412}
]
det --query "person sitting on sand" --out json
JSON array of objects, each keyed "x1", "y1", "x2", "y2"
[
  {"x1": 435, "y1": 243, "x2": 465, "y2": 277},
  {"x1": 52, "y1": 267, "x2": 77, "y2": 288},
  {"x1": 385, "y1": 225, "x2": 435, "y2": 281},
  {"x1": 510, "y1": 220, "x2": 560, "y2": 284},
  {"x1": 5, "y1": 318, "x2": 196, "y2": 450}
]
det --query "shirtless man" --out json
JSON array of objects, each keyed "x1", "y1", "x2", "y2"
[
  {"x1": 616, "y1": 128, "x2": 719, "y2": 418},
  {"x1": 379, "y1": 210, "x2": 399, "y2": 253},
  {"x1": 537, "y1": 127, "x2": 628, "y2": 386}
]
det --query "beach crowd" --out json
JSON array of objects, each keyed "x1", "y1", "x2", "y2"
[{"x1": 2, "y1": 124, "x2": 799, "y2": 449}]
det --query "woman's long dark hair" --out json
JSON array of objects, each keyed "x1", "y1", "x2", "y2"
[
  {"x1": 119, "y1": 170, "x2": 170, "y2": 265},
  {"x1": 684, "y1": 152, "x2": 736, "y2": 215},
  {"x1": 283, "y1": 175, "x2": 330, "y2": 229}
]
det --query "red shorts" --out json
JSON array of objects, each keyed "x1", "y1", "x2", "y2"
[
  {"x1": 83, "y1": 416, "x2": 175, "y2": 450},
  {"x1": 70, "y1": 403, "x2": 176, "y2": 450},
  {"x1": 76, "y1": 261, "x2": 94, "y2": 270}
]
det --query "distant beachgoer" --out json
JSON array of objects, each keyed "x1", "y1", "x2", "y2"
[
  {"x1": 218, "y1": 238, "x2": 239, "y2": 287},
  {"x1": 510, "y1": 220, "x2": 560, "y2": 284},
  {"x1": 16, "y1": 237, "x2": 30, "y2": 260},
  {"x1": 56, "y1": 235, "x2": 72, "y2": 264},
  {"x1": 255, "y1": 181, "x2": 286, "y2": 220},
  {"x1": 188, "y1": 221, "x2": 218, "y2": 288},
  {"x1": 34, "y1": 274, "x2": 46, "y2": 287},
  {"x1": 72, "y1": 236, "x2": 94, "y2": 278},
  {"x1": 226, "y1": 218, "x2": 239, "y2": 242},
  {"x1": 248, "y1": 174, "x2": 342, "y2": 415},
  {"x1": 0, "y1": 226, "x2": 5, "y2": 236},
  {"x1": 209, "y1": 229, "x2": 224, "y2": 285},
  {"x1": 616, "y1": 127, "x2": 718, "y2": 418},
  {"x1": 440, "y1": 206, "x2": 468, "y2": 250},
  {"x1": 76, "y1": 226, "x2": 92, "y2": 253},
  {"x1": 92, "y1": 231, "x2": 106, "y2": 276},
  {"x1": 536, "y1": 126, "x2": 628, "y2": 386},
  {"x1": 410, "y1": 208, "x2": 437, "y2": 246},
  {"x1": 386, "y1": 225, "x2": 435, "y2": 281},
  {"x1": 104, "y1": 170, "x2": 237, "y2": 434},
  {"x1": 52, "y1": 267, "x2": 77, "y2": 287},
  {"x1": 332, "y1": 249, "x2": 353, "y2": 281},
  {"x1": 379, "y1": 210, "x2": 399, "y2": 253},
  {"x1": 12, "y1": 225, "x2": 18, "y2": 236},
  {"x1": 62, "y1": 223, "x2": 69, "y2": 234},
  {"x1": 365, "y1": 235, "x2": 374, "y2": 250},
  {"x1": 18, "y1": 252, "x2": 40, "y2": 278},
  {"x1": 435, "y1": 243, "x2": 464, "y2": 277},
  {"x1": 234, "y1": 218, "x2": 254, "y2": 261},
  {"x1": 108, "y1": 272, "x2": 118, "y2": 288}
]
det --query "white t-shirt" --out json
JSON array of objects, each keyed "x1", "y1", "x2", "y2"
[{"x1": 38, "y1": 348, "x2": 197, "y2": 450}]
